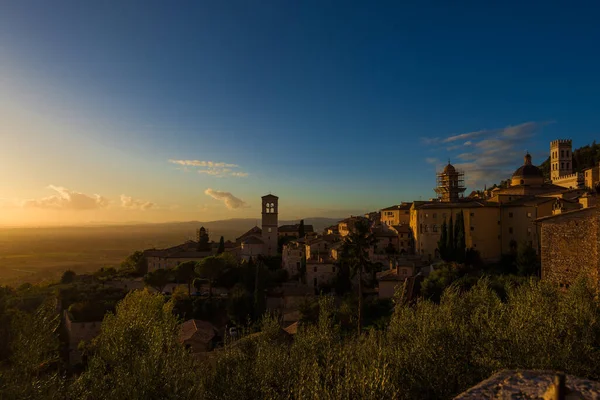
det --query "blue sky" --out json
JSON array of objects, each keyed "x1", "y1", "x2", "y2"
[{"x1": 0, "y1": 1, "x2": 599, "y2": 225}]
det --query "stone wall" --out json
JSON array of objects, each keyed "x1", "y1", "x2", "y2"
[{"x1": 540, "y1": 207, "x2": 600, "y2": 288}]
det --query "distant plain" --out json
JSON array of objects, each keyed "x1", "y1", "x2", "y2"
[{"x1": 0, "y1": 218, "x2": 339, "y2": 286}]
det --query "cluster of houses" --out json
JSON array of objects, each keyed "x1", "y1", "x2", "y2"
[{"x1": 63, "y1": 138, "x2": 600, "y2": 366}]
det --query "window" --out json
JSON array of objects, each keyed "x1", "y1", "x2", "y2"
[
  {"x1": 561, "y1": 162, "x2": 564, "y2": 169},
  {"x1": 561, "y1": 150, "x2": 564, "y2": 158},
  {"x1": 268, "y1": 227, "x2": 272, "y2": 233},
  {"x1": 509, "y1": 227, "x2": 513, "y2": 234},
  {"x1": 527, "y1": 212, "x2": 532, "y2": 218},
  {"x1": 470, "y1": 226, "x2": 474, "y2": 231},
  {"x1": 527, "y1": 227, "x2": 532, "y2": 236},
  {"x1": 424, "y1": 224, "x2": 429, "y2": 232},
  {"x1": 509, "y1": 212, "x2": 513, "y2": 218},
  {"x1": 313, "y1": 266, "x2": 317, "y2": 272},
  {"x1": 497, "y1": 221, "x2": 501, "y2": 225},
  {"x1": 520, "y1": 179, "x2": 524, "y2": 185},
  {"x1": 432, "y1": 224, "x2": 438, "y2": 232},
  {"x1": 470, "y1": 212, "x2": 474, "y2": 217}
]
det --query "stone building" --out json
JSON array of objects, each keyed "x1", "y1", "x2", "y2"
[
  {"x1": 64, "y1": 310, "x2": 102, "y2": 366},
  {"x1": 380, "y1": 203, "x2": 412, "y2": 226},
  {"x1": 538, "y1": 206, "x2": 599, "y2": 289},
  {"x1": 550, "y1": 139, "x2": 584, "y2": 189},
  {"x1": 145, "y1": 239, "x2": 213, "y2": 272},
  {"x1": 584, "y1": 162, "x2": 600, "y2": 190},
  {"x1": 278, "y1": 223, "x2": 314, "y2": 238}
]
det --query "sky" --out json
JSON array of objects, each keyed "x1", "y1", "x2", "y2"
[{"x1": 1, "y1": 1, "x2": 599, "y2": 226}]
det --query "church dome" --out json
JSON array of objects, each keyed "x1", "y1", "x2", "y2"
[
  {"x1": 443, "y1": 163, "x2": 456, "y2": 174},
  {"x1": 511, "y1": 153, "x2": 544, "y2": 187},
  {"x1": 511, "y1": 153, "x2": 543, "y2": 178}
]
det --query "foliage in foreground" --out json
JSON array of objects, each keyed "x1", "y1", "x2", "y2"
[{"x1": 3, "y1": 278, "x2": 600, "y2": 399}]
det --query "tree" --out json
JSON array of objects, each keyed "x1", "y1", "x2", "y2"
[
  {"x1": 340, "y1": 218, "x2": 376, "y2": 334},
  {"x1": 175, "y1": 261, "x2": 197, "y2": 295},
  {"x1": 195, "y1": 256, "x2": 225, "y2": 298},
  {"x1": 217, "y1": 236, "x2": 225, "y2": 254},
  {"x1": 299, "y1": 220, "x2": 305, "y2": 239},
  {"x1": 517, "y1": 242, "x2": 539, "y2": 276},
  {"x1": 60, "y1": 270, "x2": 76, "y2": 284},
  {"x1": 438, "y1": 218, "x2": 448, "y2": 260},
  {"x1": 192, "y1": 278, "x2": 203, "y2": 293},
  {"x1": 447, "y1": 214, "x2": 454, "y2": 261},
  {"x1": 143, "y1": 269, "x2": 170, "y2": 293},
  {"x1": 70, "y1": 290, "x2": 198, "y2": 399},
  {"x1": 454, "y1": 210, "x2": 466, "y2": 263},
  {"x1": 120, "y1": 250, "x2": 148, "y2": 276}
]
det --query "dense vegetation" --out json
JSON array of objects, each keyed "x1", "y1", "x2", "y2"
[{"x1": 2, "y1": 275, "x2": 600, "y2": 399}]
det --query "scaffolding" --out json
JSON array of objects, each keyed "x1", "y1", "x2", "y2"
[{"x1": 434, "y1": 166, "x2": 466, "y2": 202}]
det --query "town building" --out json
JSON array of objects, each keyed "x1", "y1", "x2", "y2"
[
  {"x1": 278, "y1": 223, "x2": 314, "y2": 238},
  {"x1": 145, "y1": 228, "x2": 214, "y2": 272},
  {"x1": 338, "y1": 216, "x2": 370, "y2": 236},
  {"x1": 380, "y1": 203, "x2": 412, "y2": 226},
  {"x1": 64, "y1": 310, "x2": 101, "y2": 365},
  {"x1": 179, "y1": 319, "x2": 221, "y2": 353},
  {"x1": 584, "y1": 162, "x2": 600, "y2": 190},
  {"x1": 282, "y1": 240, "x2": 306, "y2": 277}
]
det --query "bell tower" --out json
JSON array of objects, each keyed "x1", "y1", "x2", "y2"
[
  {"x1": 261, "y1": 194, "x2": 279, "y2": 256},
  {"x1": 550, "y1": 139, "x2": 573, "y2": 181}
]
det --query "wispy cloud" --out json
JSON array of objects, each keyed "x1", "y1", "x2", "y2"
[
  {"x1": 120, "y1": 195, "x2": 156, "y2": 210},
  {"x1": 425, "y1": 157, "x2": 439, "y2": 164},
  {"x1": 436, "y1": 121, "x2": 551, "y2": 187},
  {"x1": 442, "y1": 129, "x2": 488, "y2": 143},
  {"x1": 169, "y1": 160, "x2": 238, "y2": 168},
  {"x1": 169, "y1": 159, "x2": 248, "y2": 177},
  {"x1": 204, "y1": 188, "x2": 248, "y2": 209},
  {"x1": 22, "y1": 185, "x2": 109, "y2": 210}
]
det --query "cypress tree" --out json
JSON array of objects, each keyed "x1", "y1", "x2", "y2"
[
  {"x1": 217, "y1": 236, "x2": 225, "y2": 254},
  {"x1": 438, "y1": 218, "x2": 448, "y2": 260},
  {"x1": 455, "y1": 211, "x2": 466, "y2": 263},
  {"x1": 299, "y1": 220, "x2": 305, "y2": 239},
  {"x1": 447, "y1": 214, "x2": 454, "y2": 262}
]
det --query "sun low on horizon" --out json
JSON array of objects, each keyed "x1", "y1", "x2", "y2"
[{"x1": 1, "y1": 1, "x2": 600, "y2": 227}]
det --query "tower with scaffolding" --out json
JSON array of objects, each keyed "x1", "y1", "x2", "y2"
[{"x1": 434, "y1": 162, "x2": 466, "y2": 202}]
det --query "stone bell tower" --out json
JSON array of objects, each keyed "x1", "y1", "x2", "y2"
[{"x1": 261, "y1": 194, "x2": 279, "y2": 256}]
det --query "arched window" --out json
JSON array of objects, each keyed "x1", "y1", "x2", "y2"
[{"x1": 520, "y1": 179, "x2": 524, "y2": 185}]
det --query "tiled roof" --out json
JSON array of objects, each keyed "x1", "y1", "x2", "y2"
[
  {"x1": 381, "y1": 202, "x2": 413, "y2": 211},
  {"x1": 278, "y1": 224, "x2": 315, "y2": 233},
  {"x1": 179, "y1": 319, "x2": 218, "y2": 343},
  {"x1": 392, "y1": 225, "x2": 412, "y2": 234},
  {"x1": 243, "y1": 236, "x2": 264, "y2": 245},
  {"x1": 306, "y1": 234, "x2": 339, "y2": 245},
  {"x1": 236, "y1": 226, "x2": 262, "y2": 241},
  {"x1": 415, "y1": 200, "x2": 496, "y2": 209}
]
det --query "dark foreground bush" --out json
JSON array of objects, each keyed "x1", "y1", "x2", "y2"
[{"x1": 2, "y1": 278, "x2": 600, "y2": 399}]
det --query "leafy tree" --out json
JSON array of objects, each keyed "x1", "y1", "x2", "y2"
[
  {"x1": 340, "y1": 218, "x2": 376, "y2": 334},
  {"x1": 195, "y1": 256, "x2": 225, "y2": 298},
  {"x1": 217, "y1": 236, "x2": 225, "y2": 254},
  {"x1": 1, "y1": 300, "x2": 64, "y2": 399},
  {"x1": 175, "y1": 261, "x2": 197, "y2": 295},
  {"x1": 70, "y1": 290, "x2": 198, "y2": 399},
  {"x1": 120, "y1": 250, "x2": 147, "y2": 276},
  {"x1": 192, "y1": 278, "x2": 203, "y2": 293},
  {"x1": 60, "y1": 270, "x2": 76, "y2": 284},
  {"x1": 420, "y1": 263, "x2": 460, "y2": 302},
  {"x1": 143, "y1": 269, "x2": 170, "y2": 293},
  {"x1": 299, "y1": 219, "x2": 305, "y2": 238},
  {"x1": 517, "y1": 242, "x2": 539, "y2": 276}
]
